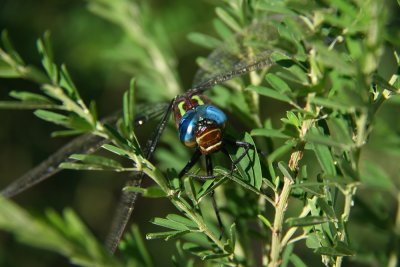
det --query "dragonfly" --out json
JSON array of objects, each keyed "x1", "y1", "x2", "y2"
[{"x1": 1, "y1": 17, "x2": 291, "y2": 254}]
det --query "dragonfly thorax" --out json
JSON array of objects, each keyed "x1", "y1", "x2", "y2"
[{"x1": 174, "y1": 94, "x2": 227, "y2": 155}]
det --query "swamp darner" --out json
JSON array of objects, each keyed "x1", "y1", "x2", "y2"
[{"x1": 1, "y1": 17, "x2": 293, "y2": 253}]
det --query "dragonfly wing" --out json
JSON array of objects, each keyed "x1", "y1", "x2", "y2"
[
  {"x1": 105, "y1": 100, "x2": 174, "y2": 253},
  {"x1": 1, "y1": 103, "x2": 169, "y2": 198},
  {"x1": 1, "y1": 129, "x2": 111, "y2": 198},
  {"x1": 191, "y1": 17, "x2": 293, "y2": 93}
]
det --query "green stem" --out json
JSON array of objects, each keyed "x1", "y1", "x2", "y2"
[
  {"x1": 387, "y1": 192, "x2": 400, "y2": 267},
  {"x1": 269, "y1": 176, "x2": 293, "y2": 267},
  {"x1": 335, "y1": 184, "x2": 357, "y2": 267},
  {"x1": 143, "y1": 166, "x2": 228, "y2": 254}
]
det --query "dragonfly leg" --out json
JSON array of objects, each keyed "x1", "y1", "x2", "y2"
[
  {"x1": 205, "y1": 155, "x2": 224, "y2": 239},
  {"x1": 178, "y1": 148, "x2": 202, "y2": 179}
]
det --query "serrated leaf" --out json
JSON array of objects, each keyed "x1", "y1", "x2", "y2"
[{"x1": 285, "y1": 216, "x2": 329, "y2": 227}]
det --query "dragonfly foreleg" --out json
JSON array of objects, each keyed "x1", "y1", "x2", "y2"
[
  {"x1": 178, "y1": 148, "x2": 202, "y2": 179},
  {"x1": 205, "y1": 154, "x2": 224, "y2": 240}
]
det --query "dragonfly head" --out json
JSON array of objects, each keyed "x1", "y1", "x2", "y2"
[
  {"x1": 195, "y1": 119, "x2": 224, "y2": 155},
  {"x1": 173, "y1": 94, "x2": 210, "y2": 126}
]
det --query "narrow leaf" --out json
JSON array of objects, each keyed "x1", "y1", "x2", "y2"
[{"x1": 285, "y1": 216, "x2": 329, "y2": 227}]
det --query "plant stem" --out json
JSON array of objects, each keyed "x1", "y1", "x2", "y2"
[
  {"x1": 269, "y1": 176, "x2": 293, "y2": 267},
  {"x1": 387, "y1": 192, "x2": 400, "y2": 267},
  {"x1": 335, "y1": 184, "x2": 357, "y2": 267},
  {"x1": 268, "y1": 96, "x2": 316, "y2": 266}
]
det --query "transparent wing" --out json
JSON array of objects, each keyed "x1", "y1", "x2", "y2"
[
  {"x1": 191, "y1": 16, "x2": 294, "y2": 93},
  {"x1": 105, "y1": 99, "x2": 174, "y2": 253},
  {"x1": 1, "y1": 102, "x2": 169, "y2": 198}
]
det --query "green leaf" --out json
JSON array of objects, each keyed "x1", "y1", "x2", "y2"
[
  {"x1": 281, "y1": 243, "x2": 294, "y2": 267},
  {"x1": 306, "y1": 233, "x2": 321, "y2": 249},
  {"x1": 316, "y1": 198, "x2": 336, "y2": 220},
  {"x1": 187, "y1": 32, "x2": 222, "y2": 49},
  {"x1": 0, "y1": 101, "x2": 57, "y2": 109},
  {"x1": 123, "y1": 78, "x2": 136, "y2": 136},
  {"x1": 102, "y1": 144, "x2": 132, "y2": 159},
  {"x1": 251, "y1": 128, "x2": 291, "y2": 139},
  {"x1": 265, "y1": 73, "x2": 292, "y2": 93},
  {"x1": 309, "y1": 97, "x2": 356, "y2": 112},
  {"x1": 308, "y1": 126, "x2": 336, "y2": 176},
  {"x1": 315, "y1": 242, "x2": 355, "y2": 256},
  {"x1": 59, "y1": 162, "x2": 131, "y2": 172},
  {"x1": 285, "y1": 216, "x2": 329, "y2": 227},
  {"x1": 69, "y1": 154, "x2": 123, "y2": 169},
  {"x1": 166, "y1": 214, "x2": 198, "y2": 229},
  {"x1": 37, "y1": 32, "x2": 58, "y2": 83},
  {"x1": 248, "y1": 85, "x2": 294, "y2": 104},
  {"x1": 146, "y1": 230, "x2": 190, "y2": 241},
  {"x1": 258, "y1": 214, "x2": 272, "y2": 230},
  {"x1": 34, "y1": 109, "x2": 69, "y2": 126},
  {"x1": 278, "y1": 161, "x2": 293, "y2": 181},
  {"x1": 215, "y1": 7, "x2": 241, "y2": 32},
  {"x1": 1, "y1": 30, "x2": 24, "y2": 65},
  {"x1": 59, "y1": 64, "x2": 80, "y2": 100},
  {"x1": 234, "y1": 133, "x2": 263, "y2": 189},
  {"x1": 124, "y1": 185, "x2": 166, "y2": 198},
  {"x1": 290, "y1": 254, "x2": 307, "y2": 267},
  {"x1": 305, "y1": 132, "x2": 352, "y2": 150},
  {"x1": 0, "y1": 197, "x2": 121, "y2": 267},
  {"x1": 10, "y1": 90, "x2": 53, "y2": 103},
  {"x1": 151, "y1": 217, "x2": 190, "y2": 231},
  {"x1": 119, "y1": 225, "x2": 154, "y2": 267},
  {"x1": 228, "y1": 223, "x2": 236, "y2": 253}
]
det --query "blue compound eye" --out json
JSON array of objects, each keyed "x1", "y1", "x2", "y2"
[
  {"x1": 201, "y1": 105, "x2": 227, "y2": 126},
  {"x1": 178, "y1": 109, "x2": 197, "y2": 146}
]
